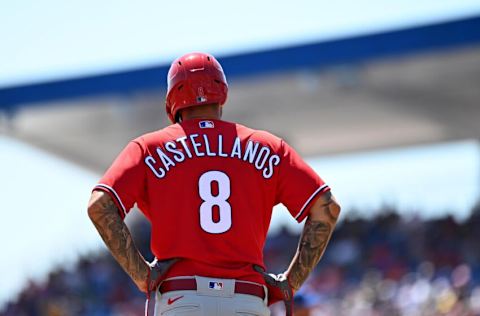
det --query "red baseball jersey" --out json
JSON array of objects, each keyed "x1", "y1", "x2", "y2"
[{"x1": 94, "y1": 118, "x2": 330, "y2": 284}]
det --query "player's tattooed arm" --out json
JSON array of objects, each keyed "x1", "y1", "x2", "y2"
[
  {"x1": 286, "y1": 191, "x2": 341, "y2": 291},
  {"x1": 88, "y1": 190, "x2": 150, "y2": 292}
]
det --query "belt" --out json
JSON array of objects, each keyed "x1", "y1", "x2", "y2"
[{"x1": 159, "y1": 278, "x2": 266, "y2": 300}]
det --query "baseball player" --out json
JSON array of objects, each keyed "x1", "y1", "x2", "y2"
[{"x1": 88, "y1": 52, "x2": 341, "y2": 316}]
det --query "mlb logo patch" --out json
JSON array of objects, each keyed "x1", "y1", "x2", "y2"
[
  {"x1": 209, "y1": 281, "x2": 224, "y2": 290},
  {"x1": 199, "y1": 120, "x2": 215, "y2": 129},
  {"x1": 196, "y1": 88, "x2": 207, "y2": 103},
  {"x1": 196, "y1": 96, "x2": 207, "y2": 103}
]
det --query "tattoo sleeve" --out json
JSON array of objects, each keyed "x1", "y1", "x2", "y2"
[
  {"x1": 88, "y1": 191, "x2": 149, "y2": 292},
  {"x1": 286, "y1": 191, "x2": 340, "y2": 291}
]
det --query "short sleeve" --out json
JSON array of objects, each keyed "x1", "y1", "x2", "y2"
[
  {"x1": 277, "y1": 140, "x2": 330, "y2": 223},
  {"x1": 93, "y1": 141, "x2": 145, "y2": 219}
]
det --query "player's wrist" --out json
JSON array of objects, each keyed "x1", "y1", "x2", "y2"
[
  {"x1": 129, "y1": 262, "x2": 150, "y2": 292},
  {"x1": 134, "y1": 277, "x2": 149, "y2": 293},
  {"x1": 278, "y1": 272, "x2": 297, "y2": 296}
]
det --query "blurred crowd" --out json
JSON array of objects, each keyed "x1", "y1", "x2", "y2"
[{"x1": 2, "y1": 206, "x2": 480, "y2": 316}]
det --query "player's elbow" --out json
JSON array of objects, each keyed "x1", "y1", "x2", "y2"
[
  {"x1": 87, "y1": 190, "x2": 107, "y2": 221},
  {"x1": 309, "y1": 192, "x2": 341, "y2": 222},
  {"x1": 330, "y1": 199, "x2": 341, "y2": 219},
  {"x1": 87, "y1": 201, "x2": 100, "y2": 222}
]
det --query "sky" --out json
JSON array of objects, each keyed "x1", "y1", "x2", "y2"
[
  {"x1": 1, "y1": 136, "x2": 479, "y2": 307},
  {"x1": 1, "y1": 0, "x2": 480, "y2": 87}
]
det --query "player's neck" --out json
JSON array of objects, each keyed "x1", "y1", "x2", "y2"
[
  {"x1": 182, "y1": 114, "x2": 220, "y2": 121},
  {"x1": 180, "y1": 104, "x2": 222, "y2": 122}
]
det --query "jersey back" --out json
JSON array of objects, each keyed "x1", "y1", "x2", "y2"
[{"x1": 95, "y1": 119, "x2": 329, "y2": 283}]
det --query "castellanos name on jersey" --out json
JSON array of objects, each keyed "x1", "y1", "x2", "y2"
[{"x1": 144, "y1": 133, "x2": 281, "y2": 180}]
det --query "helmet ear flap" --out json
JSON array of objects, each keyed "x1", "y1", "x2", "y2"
[{"x1": 175, "y1": 111, "x2": 182, "y2": 123}]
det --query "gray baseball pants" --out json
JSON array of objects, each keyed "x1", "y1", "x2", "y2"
[{"x1": 154, "y1": 276, "x2": 270, "y2": 316}]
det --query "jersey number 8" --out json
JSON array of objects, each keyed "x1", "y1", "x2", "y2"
[{"x1": 198, "y1": 171, "x2": 232, "y2": 234}]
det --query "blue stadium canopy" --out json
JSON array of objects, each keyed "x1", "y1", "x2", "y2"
[{"x1": 1, "y1": 16, "x2": 479, "y2": 111}]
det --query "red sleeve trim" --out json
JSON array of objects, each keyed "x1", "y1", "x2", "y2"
[
  {"x1": 93, "y1": 184, "x2": 127, "y2": 219},
  {"x1": 294, "y1": 184, "x2": 331, "y2": 223}
]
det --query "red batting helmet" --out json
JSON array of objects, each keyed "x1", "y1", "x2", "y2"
[{"x1": 166, "y1": 52, "x2": 228, "y2": 123}]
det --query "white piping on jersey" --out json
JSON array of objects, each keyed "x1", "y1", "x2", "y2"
[
  {"x1": 294, "y1": 184, "x2": 330, "y2": 221},
  {"x1": 95, "y1": 184, "x2": 127, "y2": 217}
]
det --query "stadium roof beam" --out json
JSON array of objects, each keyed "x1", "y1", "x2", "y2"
[{"x1": 1, "y1": 16, "x2": 480, "y2": 111}]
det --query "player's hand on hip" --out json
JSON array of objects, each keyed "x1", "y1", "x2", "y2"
[
  {"x1": 253, "y1": 265, "x2": 294, "y2": 306},
  {"x1": 147, "y1": 258, "x2": 178, "y2": 292}
]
